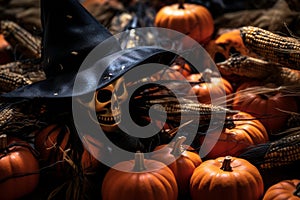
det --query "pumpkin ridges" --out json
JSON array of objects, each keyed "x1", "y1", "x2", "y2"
[
  {"x1": 190, "y1": 156, "x2": 264, "y2": 200},
  {"x1": 227, "y1": 121, "x2": 268, "y2": 144},
  {"x1": 0, "y1": 135, "x2": 40, "y2": 200},
  {"x1": 191, "y1": 163, "x2": 238, "y2": 199},
  {"x1": 154, "y1": 3, "x2": 214, "y2": 44},
  {"x1": 151, "y1": 136, "x2": 201, "y2": 195},
  {"x1": 149, "y1": 171, "x2": 177, "y2": 200},
  {"x1": 199, "y1": 111, "x2": 268, "y2": 158},
  {"x1": 192, "y1": 6, "x2": 213, "y2": 42},
  {"x1": 187, "y1": 73, "x2": 233, "y2": 104},
  {"x1": 233, "y1": 81, "x2": 298, "y2": 133},
  {"x1": 263, "y1": 179, "x2": 300, "y2": 200},
  {"x1": 102, "y1": 152, "x2": 178, "y2": 200}
]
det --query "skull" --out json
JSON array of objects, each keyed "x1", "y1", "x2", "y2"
[
  {"x1": 95, "y1": 77, "x2": 128, "y2": 132},
  {"x1": 205, "y1": 29, "x2": 250, "y2": 63},
  {"x1": 74, "y1": 77, "x2": 129, "y2": 133}
]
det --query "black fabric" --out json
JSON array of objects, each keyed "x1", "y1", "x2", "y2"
[
  {"x1": 40, "y1": 0, "x2": 121, "y2": 78},
  {"x1": 1, "y1": 47, "x2": 177, "y2": 99}
]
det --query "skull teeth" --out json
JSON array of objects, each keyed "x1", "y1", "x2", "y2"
[{"x1": 97, "y1": 113, "x2": 121, "y2": 126}]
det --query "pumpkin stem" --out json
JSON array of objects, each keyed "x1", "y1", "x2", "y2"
[
  {"x1": 178, "y1": 0, "x2": 185, "y2": 9},
  {"x1": 133, "y1": 151, "x2": 147, "y2": 172},
  {"x1": 294, "y1": 182, "x2": 300, "y2": 197},
  {"x1": 170, "y1": 136, "x2": 186, "y2": 157},
  {"x1": 220, "y1": 156, "x2": 233, "y2": 171},
  {"x1": 0, "y1": 134, "x2": 7, "y2": 150}
]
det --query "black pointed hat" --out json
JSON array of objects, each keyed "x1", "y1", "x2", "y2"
[
  {"x1": 1, "y1": 0, "x2": 176, "y2": 100},
  {"x1": 40, "y1": 0, "x2": 121, "y2": 78}
]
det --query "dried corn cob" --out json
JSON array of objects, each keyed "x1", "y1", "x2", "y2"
[
  {"x1": 277, "y1": 67, "x2": 300, "y2": 86},
  {"x1": 0, "y1": 59, "x2": 43, "y2": 74},
  {"x1": 0, "y1": 106, "x2": 14, "y2": 128},
  {"x1": 0, "y1": 71, "x2": 32, "y2": 92},
  {"x1": 217, "y1": 55, "x2": 281, "y2": 79},
  {"x1": 0, "y1": 100, "x2": 47, "y2": 137},
  {"x1": 217, "y1": 54, "x2": 300, "y2": 86},
  {"x1": 0, "y1": 59, "x2": 45, "y2": 90},
  {"x1": 132, "y1": 83, "x2": 238, "y2": 131},
  {"x1": 240, "y1": 26, "x2": 300, "y2": 70},
  {"x1": 0, "y1": 20, "x2": 41, "y2": 58},
  {"x1": 261, "y1": 131, "x2": 300, "y2": 169},
  {"x1": 240, "y1": 128, "x2": 300, "y2": 170},
  {"x1": 287, "y1": 112, "x2": 300, "y2": 129}
]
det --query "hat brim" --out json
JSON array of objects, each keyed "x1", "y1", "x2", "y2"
[{"x1": 1, "y1": 46, "x2": 177, "y2": 100}]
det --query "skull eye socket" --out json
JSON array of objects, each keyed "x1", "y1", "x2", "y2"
[
  {"x1": 214, "y1": 52, "x2": 226, "y2": 63},
  {"x1": 229, "y1": 47, "x2": 240, "y2": 55},
  {"x1": 97, "y1": 89, "x2": 112, "y2": 103},
  {"x1": 115, "y1": 83, "x2": 125, "y2": 97}
]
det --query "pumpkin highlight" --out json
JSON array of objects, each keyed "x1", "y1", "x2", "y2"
[
  {"x1": 190, "y1": 156, "x2": 264, "y2": 200},
  {"x1": 154, "y1": 0, "x2": 214, "y2": 45},
  {"x1": 102, "y1": 151, "x2": 178, "y2": 200},
  {"x1": 0, "y1": 134, "x2": 40, "y2": 200},
  {"x1": 263, "y1": 179, "x2": 300, "y2": 200},
  {"x1": 233, "y1": 81, "x2": 298, "y2": 133},
  {"x1": 151, "y1": 136, "x2": 202, "y2": 196},
  {"x1": 199, "y1": 111, "x2": 269, "y2": 158}
]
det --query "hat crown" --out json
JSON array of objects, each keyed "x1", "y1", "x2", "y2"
[{"x1": 41, "y1": 0, "x2": 120, "y2": 77}]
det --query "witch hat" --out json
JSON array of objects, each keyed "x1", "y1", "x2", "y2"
[
  {"x1": 1, "y1": 0, "x2": 177, "y2": 101},
  {"x1": 40, "y1": 0, "x2": 121, "y2": 78}
]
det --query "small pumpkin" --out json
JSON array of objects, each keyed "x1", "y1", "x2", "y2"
[
  {"x1": 34, "y1": 124, "x2": 71, "y2": 176},
  {"x1": 199, "y1": 111, "x2": 269, "y2": 158},
  {"x1": 187, "y1": 70, "x2": 233, "y2": 104},
  {"x1": 151, "y1": 136, "x2": 202, "y2": 196},
  {"x1": 102, "y1": 151, "x2": 178, "y2": 200},
  {"x1": 34, "y1": 124, "x2": 103, "y2": 177},
  {"x1": 190, "y1": 156, "x2": 264, "y2": 200},
  {"x1": 233, "y1": 81, "x2": 298, "y2": 133},
  {"x1": 263, "y1": 179, "x2": 300, "y2": 200},
  {"x1": 0, "y1": 134, "x2": 40, "y2": 200},
  {"x1": 154, "y1": 0, "x2": 214, "y2": 45}
]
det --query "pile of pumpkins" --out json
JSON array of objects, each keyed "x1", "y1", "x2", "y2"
[
  {"x1": 0, "y1": 0, "x2": 300, "y2": 200},
  {"x1": 1, "y1": 129, "x2": 299, "y2": 200}
]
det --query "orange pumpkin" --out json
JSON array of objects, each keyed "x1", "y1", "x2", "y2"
[
  {"x1": 199, "y1": 111, "x2": 268, "y2": 158},
  {"x1": 0, "y1": 134, "x2": 40, "y2": 200},
  {"x1": 102, "y1": 152, "x2": 178, "y2": 200},
  {"x1": 154, "y1": 0, "x2": 214, "y2": 45},
  {"x1": 34, "y1": 124, "x2": 102, "y2": 177},
  {"x1": 187, "y1": 71, "x2": 233, "y2": 104},
  {"x1": 34, "y1": 124, "x2": 70, "y2": 175},
  {"x1": 190, "y1": 156, "x2": 264, "y2": 200},
  {"x1": 263, "y1": 179, "x2": 300, "y2": 200},
  {"x1": 233, "y1": 81, "x2": 298, "y2": 133},
  {"x1": 151, "y1": 136, "x2": 202, "y2": 196}
]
